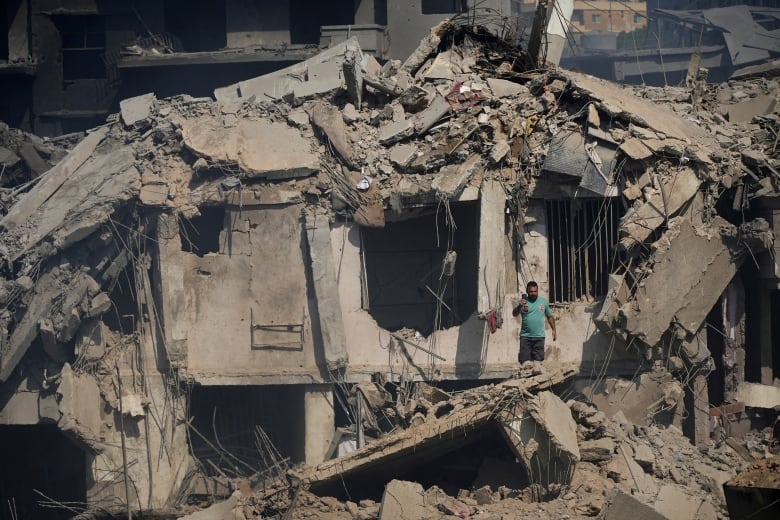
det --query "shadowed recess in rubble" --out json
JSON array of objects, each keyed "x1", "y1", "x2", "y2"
[
  {"x1": 0, "y1": 425, "x2": 86, "y2": 520},
  {"x1": 362, "y1": 202, "x2": 478, "y2": 336},
  {"x1": 308, "y1": 423, "x2": 529, "y2": 502}
]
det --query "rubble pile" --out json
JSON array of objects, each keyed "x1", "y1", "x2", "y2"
[
  {"x1": 0, "y1": 122, "x2": 80, "y2": 211},
  {"x1": 0, "y1": 16, "x2": 778, "y2": 520},
  {"x1": 223, "y1": 371, "x2": 763, "y2": 520}
]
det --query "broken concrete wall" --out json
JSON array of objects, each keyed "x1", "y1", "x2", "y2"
[
  {"x1": 331, "y1": 221, "x2": 520, "y2": 380},
  {"x1": 157, "y1": 204, "x2": 326, "y2": 385}
]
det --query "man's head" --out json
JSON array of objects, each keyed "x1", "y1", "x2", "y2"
[{"x1": 526, "y1": 281, "x2": 539, "y2": 301}]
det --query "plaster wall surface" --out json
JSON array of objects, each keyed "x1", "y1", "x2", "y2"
[{"x1": 160, "y1": 205, "x2": 322, "y2": 385}]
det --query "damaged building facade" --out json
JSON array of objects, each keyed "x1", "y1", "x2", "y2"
[
  {"x1": 0, "y1": 0, "x2": 512, "y2": 136},
  {"x1": 0, "y1": 11, "x2": 779, "y2": 520}
]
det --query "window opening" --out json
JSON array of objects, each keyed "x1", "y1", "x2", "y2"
[
  {"x1": 58, "y1": 16, "x2": 106, "y2": 81},
  {"x1": 546, "y1": 199, "x2": 621, "y2": 303},
  {"x1": 362, "y1": 203, "x2": 478, "y2": 336},
  {"x1": 592, "y1": 13, "x2": 601, "y2": 23},
  {"x1": 178, "y1": 207, "x2": 226, "y2": 256},
  {"x1": 421, "y1": 0, "x2": 468, "y2": 15}
]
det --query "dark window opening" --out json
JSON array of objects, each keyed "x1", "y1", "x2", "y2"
[
  {"x1": 1, "y1": 2, "x2": 9, "y2": 61},
  {"x1": 0, "y1": 426, "x2": 86, "y2": 520},
  {"x1": 743, "y1": 263, "x2": 761, "y2": 383},
  {"x1": 189, "y1": 386, "x2": 298, "y2": 479},
  {"x1": 57, "y1": 16, "x2": 106, "y2": 81},
  {"x1": 290, "y1": 0, "x2": 354, "y2": 44},
  {"x1": 179, "y1": 207, "x2": 226, "y2": 256},
  {"x1": 546, "y1": 199, "x2": 621, "y2": 304},
  {"x1": 421, "y1": 0, "x2": 468, "y2": 15},
  {"x1": 163, "y1": 0, "x2": 226, "y2": 52},
  {"x1": 362, "y1": 203, "x2": 479, "y2": 336}
]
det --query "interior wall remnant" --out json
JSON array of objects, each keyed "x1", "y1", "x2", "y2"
[
  {"x1": 362, "y1": 203, "x2": 478, "y2": 336},
  {"x1": 722, "y1": 278, "x2": 746, "y2": 402},
  {"x1": 0, "y1": 425, "x2": 86, "y2": 520}
]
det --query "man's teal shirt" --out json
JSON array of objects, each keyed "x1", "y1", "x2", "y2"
[{"x1": 517, "y1": 296, "x2": 553, "y2": 338}]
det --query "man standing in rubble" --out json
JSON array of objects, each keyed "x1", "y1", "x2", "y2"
[{"x1": 512, "y1": 281, "x2": 556, "y2": 362}]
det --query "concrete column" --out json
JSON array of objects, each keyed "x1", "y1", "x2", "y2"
[
  {"x1": 758, "y1": 288, "x2": 774, "y2": 385},
  {"x1": 303, "y1": 384, "x2": 335, "y2": 465},
  {"x1": 688, "y1": 374, "x2": 710, "y2": 446},
  {"x1": 723, "y1": 279, "x2": 745, "y2": 402},
  {"x1": 478, "y1": 180, "x2": 506, "y2": 314}
]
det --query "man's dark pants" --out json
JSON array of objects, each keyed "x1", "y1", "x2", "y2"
[{"x1": 519, "y1": 336, "x2": 545, "y2": 362}]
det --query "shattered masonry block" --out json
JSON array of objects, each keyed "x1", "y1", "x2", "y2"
[
  {"x1": 487, "y1": 77, "x2": 529, "y2": 98},
  {"x1": 120, "y1": 92, "x2": 156, "y2": 126},
  {"x1": 378, "y1": 119, "x2": 414, "y2": 146}
]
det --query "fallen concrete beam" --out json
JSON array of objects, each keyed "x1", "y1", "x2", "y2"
[
  {"x1": 401, "y1": 20, "x2": 452, "y2": 76},
  {"x1": 305, "y1": 213, "x2": 348, "y2": 371},
  {"x1": 432, "y1": 154, "x2": 482, "y2": 200},
  {"x1": 0, "y1": 269, "x2": 93, "y2": 382}
]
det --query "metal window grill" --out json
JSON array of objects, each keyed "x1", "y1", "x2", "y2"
[{"x1": 546, "y1": 199, "x2": 620, "y2": 303}]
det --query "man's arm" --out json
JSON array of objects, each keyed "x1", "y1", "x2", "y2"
[{"x1": 547, "y1": 315, "x2": 557, "y2": 341}]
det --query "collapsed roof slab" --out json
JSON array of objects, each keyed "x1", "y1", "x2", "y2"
[
  {"x1": 621, "y1": 215, "x2": 744, "y2": 348},
  {"x1": 564, "y1": 71, "x2": 710, "y2": 143},
  {"x1": 289, "y1": 364, "x2": 578, "y2": 496}
]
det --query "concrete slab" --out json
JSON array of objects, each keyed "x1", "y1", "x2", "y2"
[
  {"x1": 180, "y1": 117, "x2": 319, "y2": 180},
  {"x1": 215, "y1": 38, "x2": 361, "y2": 102},
  {"x1": 120, "y1": 93, "x2": 155, "y2": 126},
  {"x1": 378, "y1": 119, "x2": 414, "y2": 146},
  {"x1": 412, "y1": 94, "x2": 450, "y2": 134},
  {"x1": 600, "y1": 489, "x2": 667, "y2": 520},
  {"x1": 619, "y1": 137, "x2": 654, "y2": 160},
  {"x1": 735, "y1": 382, "x2": 780, "y2": 409},
  {"x1": 487, "y1": 78, "x2": 529, "y2": 98},
  {"x1": 432, "y1": 155, "x2": 482, "y2": 199},
  {"x1": 309, "y1": 101, "x2": 354, "y2": 168},
  {"x1": 726, "y1": 94, "x2": 777, "y2": 123},
  {"x1": 623, "y1": 215, "x2": 742, "y2": 347},
  {"x1": 654, "y1": 484, "x2": 714, "y2": 520},
  {"x1": 379, "y1": 480, "x2": 431, "y2": 520},
  {"x1": 619, "y1": 167, "x2": 700, "y2": 250}
]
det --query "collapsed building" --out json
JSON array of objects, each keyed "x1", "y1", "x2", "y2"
[{"x1": 0, "y1": 15, "x2": 779, "y2": 520}]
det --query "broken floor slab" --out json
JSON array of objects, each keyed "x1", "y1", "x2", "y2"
[
  {"x1": 179, "y1": 117, "x2": 319, "y2": 180},
  {"x1": 288, "y1": 364, "x2": 578, "y2": 496},
  {"x1": 621, "y1": 215, "x2": 744, "y2": 347}
]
